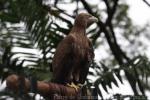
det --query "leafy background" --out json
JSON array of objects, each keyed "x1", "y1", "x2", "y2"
[{"x1": 0, "y1": 0, "x2": 150, "y2": 99}]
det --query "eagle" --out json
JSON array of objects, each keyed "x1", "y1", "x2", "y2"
[{"x1": 52, "y1": 13, "x2": 98, "y2": 89}]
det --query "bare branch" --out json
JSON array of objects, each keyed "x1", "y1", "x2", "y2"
[
  {"x1": 103, "y1": 0, "x2": 110, "y2": 13},
  {"x1": 6, "y1": 74, "x2": 80, "y2": 99},
  {"x1": 106, "y1": 0, "x2": 119, "y2": 25},
  {"x1": 79, "y1": 0, "x2": 95, "y2": 16},
  {"x1": 143, "y1": 0, "x2": 150, "y2": 7}
]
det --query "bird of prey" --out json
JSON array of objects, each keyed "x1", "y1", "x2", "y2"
[{"x1": 52, "y1": 13, "x2": 98, "y2": 90}]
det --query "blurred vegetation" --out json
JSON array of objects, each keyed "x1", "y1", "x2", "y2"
[{"x1": 0, "y1": 0, "x2": 150, "y2": 99}]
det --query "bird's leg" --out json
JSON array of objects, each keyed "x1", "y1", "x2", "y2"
[{"x1": 66, "y1": 82, "x2": 80, "y2": 91}]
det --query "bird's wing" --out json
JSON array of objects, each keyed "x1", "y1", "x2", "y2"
[
  {"x1": 88, "y1": 39, "x2": 95, "y2": 61},
  {"x1": 52, "y1": 35, "x2": 76, "y2": 83},
  {"x1": 79, "y1": 39, "x2": 95, "y2": 84}
]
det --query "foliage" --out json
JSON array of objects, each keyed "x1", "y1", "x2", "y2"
[{"x1": 0, "y1": 0, "x2": 150, "y2": 99}]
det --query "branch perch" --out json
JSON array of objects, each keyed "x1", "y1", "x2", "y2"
[{"x1": 6, "y1": 74, "x2": 82, "y2": 99}]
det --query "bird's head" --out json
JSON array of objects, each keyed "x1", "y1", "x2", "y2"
[{"x1": 74, "y1": 13, "x2": 98, "y2": 28}]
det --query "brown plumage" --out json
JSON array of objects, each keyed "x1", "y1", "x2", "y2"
[{"x1": 52, "y1": 13, "x2": 97, "y2": 85}]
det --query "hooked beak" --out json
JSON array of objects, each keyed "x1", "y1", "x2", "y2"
[{"x1": 89, "y1": 16, "x2": 98, "y2": 22}]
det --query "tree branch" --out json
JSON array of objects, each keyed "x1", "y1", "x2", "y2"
[
  {"x1": 143, "y1": 0, "x2": 150, "y2": 7},
  {"x1": 6, "y1": 74, "x2": 81, "y2": 99},
  {"x1": 106, "y1": 0, "x2": 119, "y2": 25},
  {"x1": 103, "y1": 0, "x2": 110, "y2": 14},
  {"x1": 79, "y1": 0, "x2": 95, "y2": 16}
]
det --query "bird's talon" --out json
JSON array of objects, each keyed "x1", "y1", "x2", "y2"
[{"x1": 66, "y1": 82, "x2": 80, "y2": 91}]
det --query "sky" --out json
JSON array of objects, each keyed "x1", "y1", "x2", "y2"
[{"x1": 127, "y1": 0, "x2": 150, "y2": 25}]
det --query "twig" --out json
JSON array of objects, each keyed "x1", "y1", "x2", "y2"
[{"x1": 143, "y1": 0, "x2": 150, "y2": 7}]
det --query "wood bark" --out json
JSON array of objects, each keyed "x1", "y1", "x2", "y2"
[{"x1": 6, "y1": 74, "x2": 93, "y2": 100}]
